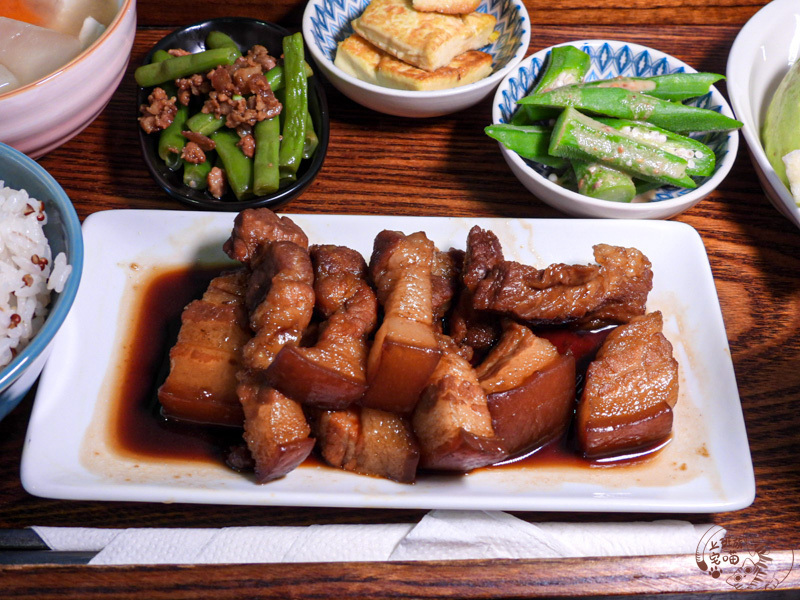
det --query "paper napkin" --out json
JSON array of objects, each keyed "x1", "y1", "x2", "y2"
[{"x1": 32, "y1": 510, "x2": 712, "y2": 565}]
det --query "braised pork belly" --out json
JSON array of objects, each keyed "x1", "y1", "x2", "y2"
[
  {"x1": 311, "y1": 407, "x2": 419, "y2": 483},
  {"x1": 157, "y1": 269, "x2": 251, "y2": 427},
  {"x1": 226, "y1": 212, "x2": 317, "y2": 483},
  {"x1": 470, "y1": 231, "x2": 653, "y2": 328},
  {"x1": 449, "y1": 226, "x2": 503, "y2": 355},
  {"x1": 577, "y1": 311, "x2": 679, "y2": 458},
  {"x1": 223, "y1": 207, "x2": 309, "y2": 264},
  {"x1": 266, "y1": 244, "x2": 378, "y2": 409},
  {"x1": 361, "y1": 230, "x2": 442, "y2": 414},
  {"x1": 158, "y1": 209, "x2": 679, "y2": 484},
  {"x1": 476, "y1": 321, "x2": 576, "y2": 455},
  {"x1": 431, "y1": 248, "x2": 461, "y2": 328},
  {"x1": 413, "y1": 350, "x2": 505, "y2": 471}
]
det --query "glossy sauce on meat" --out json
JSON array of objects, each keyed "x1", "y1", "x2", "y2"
[
  {"x1": 109, "y1": 267, "x2": 667, "y2": 471},
  {"x1": 110, "y1": 265, "x2": 243, "y2": 463}
]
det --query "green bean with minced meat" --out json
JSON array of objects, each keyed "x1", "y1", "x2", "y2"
[{"x1": 135, "y1": 47, "x2": 240, "y2": 87}]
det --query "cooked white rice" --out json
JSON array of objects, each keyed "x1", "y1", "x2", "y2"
[{"x1": 0, "y1": 181, "x2": 72, "y2": 368}]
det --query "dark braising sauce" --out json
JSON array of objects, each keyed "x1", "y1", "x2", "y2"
[
  {"x1": 111, "y1": 265, "x2": 242, "y2": 464},
  {"x1": 111, "y1": 267, "x2": 667, "y2": 473}
]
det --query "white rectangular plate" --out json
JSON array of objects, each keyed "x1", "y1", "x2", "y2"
[{"x1": 21, "y1": 210, "x2": 755, "y2": 512}]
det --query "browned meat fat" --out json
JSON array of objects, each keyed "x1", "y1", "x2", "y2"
[
  {"x1": 476, "y1": 321, "x2": 576, "y2": 455},
  {"x1": 242, "y1": 241, "x2": 315, "y2": 371},
  {"x1": 266, "y1": 245, "x2": 378, "y2": 409},
  {"x1": 223, "y1": 208, "x2": 309, "y2": 265},
  {"x1": 238, "y1": 384, "x2": 315, "y2": 483},
  {"x1": 430, "y1": 249, "x2": 461, "y2": 327},
  {"x1": 361, "y1": 230, "x2": 442, "y2": 414},
  {"x1": 413, "y1": 351, "x2": 505, "y2": 471},
  {"x1": 577, "y1": 311, "x2": 679, "y2": 459},
  {"x1": 472, "y1": 241, "x2": 653, "y2": 329},
  {"x1": 449, "y1": 226, "x2": 503, "y2": 353},
  {"x1": 158, "y1": 270, "x2": 251, "y2": 427},
  {"x1": 312, "y1": 407, "x2": 420, "y2": 483},
  {"x1": 231, "y1": 214, "x2": 317, "y2": 482}
]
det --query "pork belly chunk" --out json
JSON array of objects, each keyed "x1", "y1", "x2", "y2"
[
  {"x1": 158, "y1": 269, "x2": 251, "y2": 427},
  {"x1": 312, "y1": 407, "x2": 420, "y2": 483},
  {"x1": 431, "y1": 248, "x2": 461, "y2": 327},
  {"x1": 577, "y1": 311, "x2": 679, "y2": 458},
  {"x1": 476, "y1": 322, "x2": 576, "y2": 455},
  {"x1": 413, "y1": 350, "x2": 505, "y2": 471},
  {"x1": 472, "y1": 242, "x2": 653, "y2": 329},
  {"x1": 449, "y1": 226, "x2": 503, "y2": 354},
  {"x1": 242, "y1": 241, "x2": 315, "y2": 371},
  {"x1": 361, "y1": 230, "x2": 442, "y2": 414},
  {"x1": 223, "y1": 208, "x2": 309, "y2": 265},
  {"x1": 238, "y1": 384, "x2": 315, "y2": 483},
  {"x1": 236, "y1": 238, "x2": 317, "y2": 482},
  {"x1": 267, "y1": 245, "x2": 378, "y2": 409}
]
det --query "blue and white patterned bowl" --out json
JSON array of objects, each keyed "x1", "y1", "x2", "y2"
[
  {"x1": 491, "y1": 40, "x2": 740, "y2": 219},
  {"x1": 302, "y1": 0, "x2": 530, "y2": 117}
]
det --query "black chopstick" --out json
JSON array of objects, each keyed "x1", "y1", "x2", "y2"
[
  {"x1": 0, "y1": 529, "x2": 98, "y2": 565},
  {"x1": 0, "y1": 550, "x2": 97, "y2": 565}
]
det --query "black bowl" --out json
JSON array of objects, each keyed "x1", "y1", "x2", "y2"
[{"x1": 137, "y1": 17, "x2": 329, "y2": 211}]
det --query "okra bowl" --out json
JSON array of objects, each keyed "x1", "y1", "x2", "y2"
[
  {"x1": 136, "y1": 18, "x2": 329, "y2": 211},
  {"x1": 491, "y1": 40, "x2": 740, "y2": 219}
]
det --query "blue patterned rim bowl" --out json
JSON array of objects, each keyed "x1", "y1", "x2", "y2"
[
  {"x1": 0, "y1": 142, "x2": 83, "y2": 421},
  {"x1": 491, "y1": 40, "x2": 740, "y2": 219},
  {"x1": 302, "y1": 0, "x2": 530, "y2": 118}
]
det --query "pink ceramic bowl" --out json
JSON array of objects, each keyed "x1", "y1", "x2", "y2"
[{"x1": 0, "y1": 0, "x2": 136, "y2": 158}]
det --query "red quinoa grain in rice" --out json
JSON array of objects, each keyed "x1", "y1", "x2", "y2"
[{"x1": 0, "y1": 182, "x2": 72, "y2": 368}]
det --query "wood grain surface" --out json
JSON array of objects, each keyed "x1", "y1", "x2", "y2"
[{"x1": 3, "y1": 0, "x2": 800, "y2": 597}]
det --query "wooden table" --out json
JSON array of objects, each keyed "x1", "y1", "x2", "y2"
[{"x1": 3, "y1": 0, "x2": 800, "y2": 597}]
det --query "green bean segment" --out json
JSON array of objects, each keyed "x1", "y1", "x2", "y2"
[
  {"x1": 303, "y1": 110, "x2": 319, "y2": 160},
  {"x1": 186, "y1": 112, "x2": 225, "y2": 136},
  {"x1": 183, "y1": 157, "x2": 214, "y2": 189},
  {"x1": 265, "y1": 62, "x2": 313, "y2": 93},
  {"x1": 135, "y1": 47, "x2": 239, "y2": 87},
  {"x1": 253, "y1": 117, "x2": 281, "y2": 195},
  {"x1": 549, "y1": 107, "x2": 696, "y2": 188},
  {"x1": 278, "y1": 33, "x2": 308, "y2": 180},
  {"x1": 158, "y1": 104, "x2": 188, "y2": 170},
  {"x1": 211, "y1": 129, "x2": 253, "y2": 200},
  {"x1": 205, "y1": 31, "x2": 242, "y2": 58}
]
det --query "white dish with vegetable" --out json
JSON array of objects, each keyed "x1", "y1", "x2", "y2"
[
  {"x1": 727, "y1": 0, "x2": 800, "y2": 229},
  {"x1": 491, "y1": 40, "x2": 740, "y2": 219}
]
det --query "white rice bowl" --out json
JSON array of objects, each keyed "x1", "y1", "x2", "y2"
[{"x1": 0, "y1": 181, "x2": 72, "y2": 368}]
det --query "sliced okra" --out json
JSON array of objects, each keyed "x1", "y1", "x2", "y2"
[
  {"x1": 520, "y1": 86, "x2": 742, "y2": 133},
  {"x1": 484, "y1": 124, "x2": 567, "y2": 168},
  {"x1": 549, "y1": 107, "x2": 697, "y2": 188},
  {"x1": 512, "y1": 45, "x2": 591, "y2": 125},
  {"x1": 580, "y1": 72, "x2": 724, "y2": 102},
  {"x1": 595, "y1": 118, "x2": 715, "y2": 177},
  {"x1": 572, "y1": 159, "x2": 636, "y2": 202}
]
